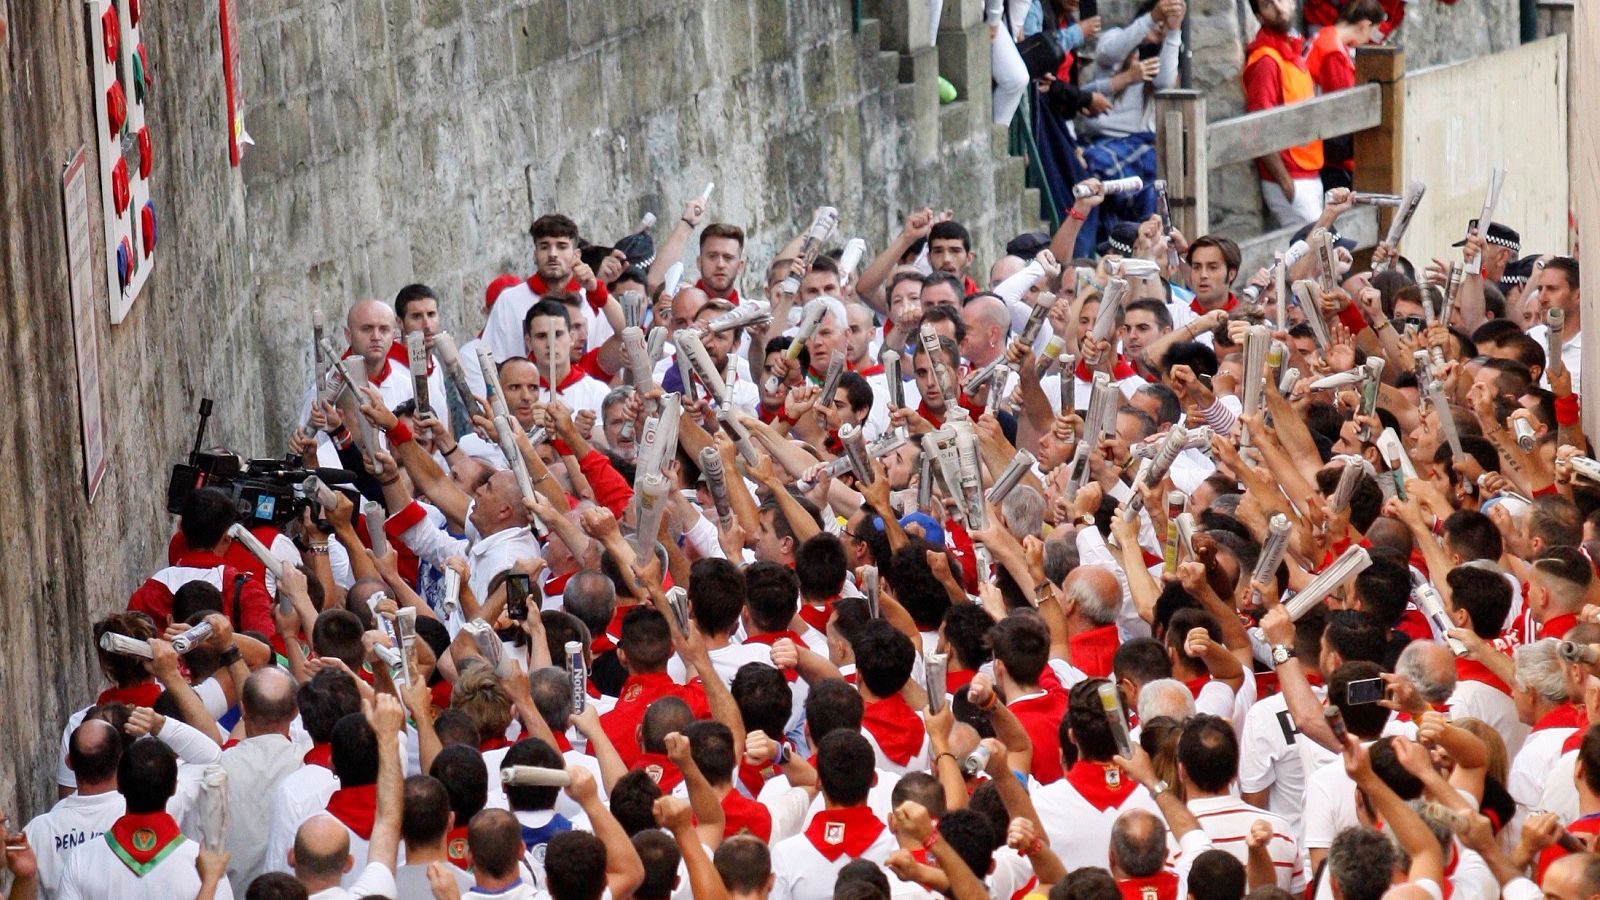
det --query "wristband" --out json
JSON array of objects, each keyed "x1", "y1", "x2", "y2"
[
  {"x1": 778, "y1": 407, "x2": 799, "y2": 426},
  {"x1": 1336, "y1": 302, "x2": 1369, "y2": 336},
  {"x1": 305, "y1": 544, "x2": 330, "y2": 555},
  {"x1": 552, "y1": 438, "x2": 576, "y2": 457},
  {"x1": 1556, "y1": 393, "x2": 1581, "y2": 426},
  {"x1": 936, "y1": 751, "x2": 959, "y2": 767},
  {"x1": 1067, "y1": 207, "x2": 1088, "y2": 223},
  {"x1": 219, "y1": 647, "x2": 243, "y2": 667},
  {"x1": 440, "y1": 441, "x2": 460, "y2": 456},
  {"x1": 388, "y1": 420, "x2": 415, "y2": 444}
]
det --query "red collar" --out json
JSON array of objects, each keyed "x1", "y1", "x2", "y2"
[
  {"x1": 1183, "y1": 675, "x2": 1211, "y2": 698},
  {"x1": 948, "y1": 669, "x2": 977, "y2": 692},
  {"x1": 1455, "y1": 658, "x2": 1512, "y2": 695},
  {"x1": 552, "y1": 732, "x2": 574, "y2": 753},
  {"x1": 743, "y1": 630, "x2": 806, "y2": 681},
  {"x1": 1118, "y1": 871, "x2": 1179, "y2": 900},
  {"x1": 1247, "y1": 27, "x2": 1306, "y2": 61},
  {"x1": 173, "y1": 550, "x2": 228, "y2": 569},
  {"x1": 804, "y1": 806, "x2": 887, "y2": 861},
  {"x1": 1540, "y1": 613, "x2": 1580, "y2": 640},
  {"x1": 798, "y1": 599, "x2": 834, "y2": 633},
  {"x1": 1189, "y1": 293, "x2": 1239, "y2": 316},
  {"x1": 1065, "y1": 759, "x2": 1138, "y2": 811},
  {"x1": 618, "y1": 671, "x2": 681, "y2": 705},
  {"x1": 695, "y1": 280, "x2": 740, "y2": 306},
  {"x1": 1534, "y1": 703, "x2": 1587, "y2": 733},
  {"x1": 634, "y1": 752, "x2": 684, "y2": 792},
  {"x1": 853, "y1": 361, "x2": 885, "y2": 377},
  {"x1": 528, "y1": 274, "x2": 581, "y2": 296},
  {"x1": 861, "y1": 694, "x2": 925, "y2": 765},
  {"x1": 480, "y1": 737, "x2": 514, "y2": 753},
  {"x1": 736, "y1": 756, "x2": 783, "y2": 799},
  {"x1": 446, "y1": 825, "x2": 470, "y2": 870},
  {"x1": 1075, "y1": 356, "x2": 1139, "y2": 382},
  {"x1": 326, "y1": 783, "x2": 379, "y2": 839},
  {"x1": 1069, "y1": 625, "x2": 1122, "y2": 679},
  {"x1": 99, "y1": 682, "x2": 162, "y2": 708},
  {"x1": 540, "y1": 364, "x2": 588, "y2": 393},
  {"x1": 340, "y1": 348, "x2": 398, "y2": 386},
  {"x1": 722, "y1": 789, "x2": 773, "y2": 842},
  {"x1": 304, "y1": 743, "x2": 335, "y2": 770},
  {"x1": 592, "y1": 604, "x2": 633, "y2": 656},
  {"x1": 106, "y1": 811, "x2": 185, "y2": 875}
]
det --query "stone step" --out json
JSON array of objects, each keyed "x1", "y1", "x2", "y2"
[{"x1": 939, "y1": 99, "x2": 972, "y2": 145}]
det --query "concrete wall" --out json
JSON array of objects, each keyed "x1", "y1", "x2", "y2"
[
  {"x1": 1398, "y1": 36, "x2": 1568, "y2": 265},
  {"x1": 0, "y1": 0, "x2": 1023, "y2": 823}
]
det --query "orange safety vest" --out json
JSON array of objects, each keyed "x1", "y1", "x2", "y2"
[{"x1": 1245, "y1": 44, "x2": 1325, "y2": 173}]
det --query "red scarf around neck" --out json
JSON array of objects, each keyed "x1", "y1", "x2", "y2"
[
  {"x1": 446, "y1": 825, "x2": 470, "y2": 870},
  {"x1": 326, "y1": 783, "x2": 379, "y2": 839},
  {"x1": 304, "y1": 743, "x2": 335, "y2": 770},
  {"x1": 861, "y1": 694, "x2": 925, "y2": 765},
  {"x1": 742, "y1": 630, "x2": 807, "y2": 681},
  {"x1": 107, "y1": 811, "x2": 185, "y2": 876},
  {"x1": 99, "y1": 682, "x2": 162, "y2": 708},
  {"x1": 1065, "y1": 759, "x2": 1138, "y2": 811},
  {"x1": 804, "y1": 805, "x2": 886, "y2": 861}
]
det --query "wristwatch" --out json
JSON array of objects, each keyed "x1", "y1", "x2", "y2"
[
  {"x1": 1271, "y1": 644, "x2": 1295, "y2": 665},
  {"x1": 1150, "y1": 780, "x2": 1171, "y2": 798}
]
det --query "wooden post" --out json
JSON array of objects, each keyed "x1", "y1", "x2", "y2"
[
  {"x1": 1352, "y1": 46, "x2": 1404, "y2": 267},
  {"x1": 1575, "y1": 0, "x2": 1600, "y2": 434},
  {"x1": 1155, "y1": 90, "x2": 1207, "y2": 239}
]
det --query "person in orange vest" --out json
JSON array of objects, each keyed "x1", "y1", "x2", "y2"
[{"x1": 1242, "y1": 0, "x2": 1325, "y2": 228}]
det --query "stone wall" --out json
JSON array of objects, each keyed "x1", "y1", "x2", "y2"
[{"x1": 0, "y1": 0, "x2": 1024, "y2": 823}]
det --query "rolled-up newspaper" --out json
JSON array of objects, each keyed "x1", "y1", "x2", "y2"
[
  {"x1": 172, "y1": 621, "x2": 215, "y2": 655},
  {"x1": 1559, "y1": 641, "x2": 1600, "y2": 666},
  {"x1": 1547, "y1": 308, "x2": 1566, "y2": 379},
  {"x1": 1310, "y1": 229, "x2": 1339, "y2": 295},
  {"x1": 1085, "y1": 278, "x2": 1128, "y2": 364},
  {"x1": 1329, "y1": 457, "x2": 1364, "y2": 514},
  {"x1": 675, "y1": 329, "x2": 730, "y2": 403},
  {"x1": 699, "y1": 181, "x2": 715, "y2": 205},
  {"x1": 631, "y1": 472, "x2": 672, "y2": 559},
  {"x1": 1241, "y1": 325, "x2": 1271, "y2": 443},
  {"x1": 1512, "y1": 416, "x2": 1536, "y2": 452},
  {"x1": 229, "y1": 523, "x2": 285, "y2": 580},
  {"x1": 303, "y1": 475, "x2": 338, "y2": 512},
  {"x1": 917, "y1": 451, "x2": 935, "y2": 513},
  {"x1": 817, "y1": 349, "x2": 847, "y2": 408},
  {"x1": 1284, "y1": 546, "x2": 1372, "y2": 621},
  {"x1": 1375, "y1": 428, "x2": 1417, "y2": 497},
  {"x1": 502, "y1": 765, "x2": 573, "y2": 788},
  {"x1": 862, "y1": 566, "x2": 880, "y2": 619},
  {"x1": 1461, "y1": 168, "x2": 1506, "y2": 274},
  {"x1": 197, "y1": 765, "x2": 229, "y2": 853},
  {"x1": 1174, "y1": 512, "x2": 1196, "y2": 561},
  {"x1": 646, "y1": 326, "x2": 668, "y2": 363},
  {"x1": 1018, "y1": 293, "x2": 1053, "y2": 347},
  {"x1": 1292, "y1": 280, "x2": 1330, "y2": 348},
  {"x1": 955, "y1": 429, "x2": 985, "y2": 530},
  {"x1": 666, "y1": 586, "x2": 691, "y2": 636},
  {"x1": 706, "y1": 300, "x2": 773, "y2": 334},
  {"x1": 620, "y1": 290, "x2": 646, "y2": 329},
  {"x1": 840, "y1": 424, "x2": 874, "y2": 485},
  {"x1": 1355, "y1": 357, "x2": 1385, "y2": 442},
  {"x1": 622, "y1": 326, "x2": 657, "y2": 408},
  {"x1": 1163, "y1": 491, "x2": 1185, "y2": 574},
  {"x1": 1278, "y1": 365, "x2": 1300, "y2": 396},
  {"x1": 986, "y1": 449, "x2": 1036, "y2": 506},
  {"x1": 1346, "y1": 191, "x2": 1404, "y2": 207},
  {"x1": 926, "y1": 653, "x2": 949, "y2": 714},
  {"x1": 1325, "y1": 706, "x2": 1348, "y2": 744},
  {"x1": 431, "y1": 332, "x2": 484, "y2": 419},
  {"x1": 838, "y1": 238, "x2": 868, "y2": 280},
  {"x1": 1569, "y1": 455, "x2": 1600, "y2": 486},
  {"x1": 440, "y1": 567, "x2": 461, "y2": 619},
  {"x1": 882, "y1": 350, "x2": 904, "y2": 409},
  {"x1": 635, "y1": 394, "x2": 682, "y2": 479},
  {"x1": 1084, "y1": 372, "x2": 1116, "y2": 444},
  {"x1": 962, "y1": 355, "x2": 1008, "y2": 402},
  {"x1": 988, "y1": 363, "x2": 1012, "y2": 416},
  {"x1": 363, "y1": 500, "x2": 390, "y2": 557},
  {"x1": 1251, "y1": 514, "x2": 1292, "y2": 607},
  {"x1": 1442, "y1": 263, "x2": 1464, "y2": 328},
  {"x1": 462, "y1": 619, "x2": 508, "y2": 675},
  {"x1": 674, "y1": 346, "x2": 697, "y2": 407},
  {"x1": 1076, "y1": 176, "x2": 1143, "y2": 199},
  {"x1": 1274, "y1": 253, "x2": 1289, "y2": 332},
  {"x1": 1098, "y1": 683, "x2": 1135, "y2": 759},
  {"x1": 1374, "y1": 181, "x2": 1426, "y2": 273},
  {"x1": 567, "y1": 640, "x2": 587, "y2": 715},
  {"x1": 717, "y1": 407, "x2": 762, "y2": 466},
  {"x1": 699, "y1": 446, "x2": 735, "y2": 526},
  {"x1": 1058, "y1": 354, "x2": 1075, "y2": 413},
  {"x1": 99, "y1": 632, "x2": 154, "y2": 659},
  {"x1": 474, "y1": 345, "x2": 510, "y2": 420},
  {"x1": 1412, "y1": 580, "x2": 1466, "y2": 655},
  {"x1": 406, "y1": 331, "x2": 431, "y2": 418},
  {"x1": 778, "y1": 207, "x2": 840, "y2": 296},
  {"x1": 662, "y1": 261, "x2": 685, "y2": 299}
]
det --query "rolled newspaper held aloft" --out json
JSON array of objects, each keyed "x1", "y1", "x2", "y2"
[
  {"x1": 440, "y1": 567, "x2": 462, "y2": 619},
  {"x1": 431, "y1": 332, "x2": 484, "y2": 418},
  {"x1": 1374, "y1": 181, "x2": 1426, "y2": 273},
  {"x1": 1547, "y1": 308, "x2": 1566, "y2": 378},
  {"x1": 706, "y1": 300, "x2": 772, "y2": 334},
  {"x1": 406, "y1": 331, "x2": 431, "y2": 418},
  {"x1": 1163, "y1": 491, "x2": 1185, "y2": 574},
  {"x1": 838, "y1": 238, "x2": 868, "y2": 279},
  {"x1": 172, "y1": 621, "x2": 215, "y2": 655},
  {"x1": 229, "y1": 523, "x2": 285, "y2": 580},
  {"x1": 1375, "y1": 427, "x2": 1418, "y2": 494},
  {"x1": 1461, "y1": 168, "x2": 1506, "y2": 273},
  {"x1": 918, "y1": 323, "x2": 949, "y2": 408},
  {"x1": 99, "y1": 632, "x2": 154, "y2": 659},
  {"x1": 475, "y1": 345, "x2": 510, "y2": 420},
  {"x1": 1018, "y1": 292, "x2": 1053, "y2": 346},
  {"x1": 1329, "y1": 457, "x2": 1364, "y2": 514},
  {"x1": 567, "y1": 640, "x2": 587, "y2": 715},
  {"x1": 779, "y1": 207, "x2": 840, "y2": 296},
  {"x1": 1098, "y1": 682, "x2": 1135, "y2": 759},
  {"x1": 1310, "y1": 228, "x2": 1340, "y2": 295},
  {"x1": 882, "y1": 350, "x2": 904, "y2": 410},
  {"x1": 1284, "y1": 546, "x2": 1372, "y2": 621},
  {"x1": 631, "y1": 472, "x2": 672, "y2": 559},
  {"x1": 717, "y1": 407, "x2": 762, "y2": 466},
  {"x1": 1412, "y1": 580, "x2": 1466, "y2": 655},
  {"x1": 662, "y1": 262, "x2": 685, "y2": 299},
  {"x1": 1512, "y1": 416, "x2": 1536, "y2": 452},
  {"x1": 1346, "y1": 191, "x2": 1404, "y2": 207},
  {"x1": 462, "y1": 619, "x2": 508, "y2": 675},
  {"x1": 699, "y1": 446, "x2": 735, "y2": 526},
  {"x1": 364, "y1": 501, "x2": 390, "y2": 557},
  {"x1": 817, "y1": 349, "x2": 848, "y2": 407},
  {"x1": 1076, "y1": 176, "x2": 1143, "y2": 198},
  {"x1": 955, "y1": 428, "x2": 985, "y2": 530},
  {"x1": 502, "y1": 765, "x2": 573, "y2": 788},
  {"x1": 620, "y1": 290, "x2": 646, "y2": 329},
  {"x1": 1085, "y1": 278, "x2": 1129, "y2": 364},
  {"x1": 1250, "y1": 514, "x2": 1292, "y2": 607},
  {"x1": 986, "y1": 449, "x2": 1036, "y2": 506},
  {"x1": 1292, "y1": 280, "x2": 1331, "y2": 348},
  {"x1": 699, "y1": 181, "x2": 715, "y2": 204},
  {"x1": 1174, "y1": 512, "x2": 1197, "y2": 561},
  {"x1": 862, "y1": 566, "x2": 880, "y2": 619},
  {"x1": 840, "y1": 424, "x2": 874, "y2": 486},
  {"x1": 666, "y1": 586, "x2": 691, "y2": 636},
  {"x1": 926, "y1": 653, "x2": 949, "y2": 714}
]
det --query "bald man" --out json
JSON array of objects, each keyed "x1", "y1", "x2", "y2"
[
  {"x1": 220, "y1": 667, "x2": 306, "y2": 886},
  {"x1": 959, "y1": 294, "x2": 1011, "y2": 370},
  {"x1": 26, "y1": 719, "x2": 125, "y2": 897},
  {"x1": 1062, "y1": 565, "x2": 1124, "y2": 678},
  {"x1": 1543, "y1": 852, "x2": 1600, "y2": 900},
  {"x1": 290, "y1": 695, "x2": 406, "y2": 898},
  {"x1": 300, "y1": 299, "x2": 413, "y2": 469}
]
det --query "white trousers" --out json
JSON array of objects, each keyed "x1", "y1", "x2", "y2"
[
  {"x1": 1260, "y1": 177, "x2": 1325, "y2": 229},
  {"x1": 992, "y1": 28, "x2": 1029, "y2": 124}
]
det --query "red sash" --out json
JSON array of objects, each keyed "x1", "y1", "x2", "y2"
[
  {"x1": 861, "y1": 694, "x2": 925, "y2": 765},
  {"x1": 106, "y1": 811, "x2": 185, "y2": 876},
  {"x1": 1065, "y1": 760, "x2": 1138, "y2": 812},
  {"x1": 326, "y1": 783, "x2": 379, "y2": 840},
  {"x1": 804, "y1": 806, "x2": 886, "y2": 862}
]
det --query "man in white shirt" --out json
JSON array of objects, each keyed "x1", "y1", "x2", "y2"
[
  {"x1": 218, "y1": 667, "x2": 308, "y2": 888},
  {"x1": 26, "y1": 720, "x2": 126, "y2": 899},
  {"x1": 395, "y1": 775, "x2": 474, "y2": 899},
  {"x1": 289, "y1": 694, "x2": 405, "y2": 900},
  {"x1": 263, "y1": 669, "x2": 363, "y2": 877},
  {"x1": 1177, "y1": 714, "x2": 1305, "y2": 893},
  {"x1": 665, "y1": 559, "x2": 770, "y2": 687},
  {"x1": 770, "y1": 731, "x2": 898, "y2": 900},
  {"x1": 1238, "y1": 610, "x2": 1326, "y2": 835},
  {"x1": 57, "y1": 737, "x2": 233, "y2": 900},
  {"x1": 1524, "y1": 256, "x2": 1582, "y2": 394},
  {"x1": 523, "y1": 299, "x2": 613, "y2": 412},
  {"x1": 483, "y1": 214, "x2": 586, "y2": 362}
]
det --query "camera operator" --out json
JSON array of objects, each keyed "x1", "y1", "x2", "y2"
[{"x1": 129, "y1": 487, "x2": 278, "y2": 636}]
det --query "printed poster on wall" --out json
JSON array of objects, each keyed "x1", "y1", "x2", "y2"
[{"x1": 62, "y1": 147, "x2": 108, "y2": 500}]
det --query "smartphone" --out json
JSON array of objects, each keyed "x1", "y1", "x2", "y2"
[
  {"x1": 1345, "y1": 677, "x2": 1385, "y2": 706},
  {"x1": 506, "y1": 573, "x2": 531, "y2": 622},
  {"x1": 1138, "y1": 42, "x2": 1161, "y2": 61}
]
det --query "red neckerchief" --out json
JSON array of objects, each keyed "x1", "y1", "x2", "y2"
[
  {"x1": 1534, "y1": 703, "x2": 1587, "y2": 733},
  {"x1": 916, "y1": 400, "x2": 946, "y2": 428},
  {"x1": 551, "y1": 731, "x2": 574, "y2": 753},
  {"x1": 861, "y1": 694, "x2": 925, "y2": 765},
  {"x1": 1065, "y1": 760, "x2": 1138, "y2": 811},
  {"x1": 1247, "y1": 27, "x2": 1306, "y2": 66},
  {"x1": 1538, "y1": 815, "x2": 1600, "y2": 881},
  {"x1": 1070, "y1": 624, "x2": 1121, "y2": 679},
  {"x1": 1563, "y1": 728, "x2": 1592, "y2": 755},
  {"x1": 1189, "y1": 293, "x2": 1240, "y2": 316},
  {"x1": 696, "y1": 281, "x2": 740, "y2": 306},
  {"x1": 742, "y1": 630, "x2": 807, "y2": 682},
  {"x1": 634, "y1": 752, "x2": 684, "y2": 792},
  {"x1": 1074, "y1": 357, "x2": 1138, "y2": 382},
  {"x1": 853, "y1": 361, "x2": 885, "y2": 377},
  {"x1": 540, "y1": 365, "x2": 588, "y2": 393},
  {"x1": 304, "y1": 743, "x2": 335, "y2": 770},
  {"x1": 804, "y1": 806, "x2": 887, "y2": 861},
  {"x1": 1183, "y1": 675, "x2": 1210, "y2": 699},
  {"x1": 1541, "y1": 613, "x2": 1580, "y2": 640},
  {"x1": 591, "y1": 604, "x2": 633, "y2": 656},
  {"x1": 326, "y1": 783, "x2": 379, "y2": 839},
  {"x1": 617, "y1": 671, "x2": 681, "y2": 706},
  {"x1": 340, "y1": 348, "x2": 398, "y2": 386},
  {"x1": 962, "y1": 276, "x2": 980, "y2": 297},
  {"x1": 1118, "y1": 871, "x2": 1179, "y2": 900},
  {"x1": 480, "y1": 736, "x2": 513, "y2": 753},
  {"x1": 723, "y1": 789, "x2": 774, "y2": 841},
  {"x1": 106, "y1": 811, "x2": 185, "y2": 876},
  {"x1": 948, "y1": 669, "x2": 977, "y2": 692},
  {"x1": 386, "y1": 339, "x2": 436, "y2": 375},
  {"x1": 1455, "y1": 657, "x2": 1511, "y2": 695},
  {"x1": 757, "y1": 402, "x2": 782, "y2": 424},
  {"x1": 528, "y1": 274, "x2": 581, "y2": 296},
  {"x1": 798, "y1": 599, "x2": 835, "y2": 634},
  {"x1": 98, "y1": 682, "x2": 162, "y2": 708},
  {"x1": 446, "y1": 825, "x2": 470, "y2": 870}
]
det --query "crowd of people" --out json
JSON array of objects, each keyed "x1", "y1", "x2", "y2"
[{"x1": 7, "y1": 6, "x2": 1595, "y2": 896}]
